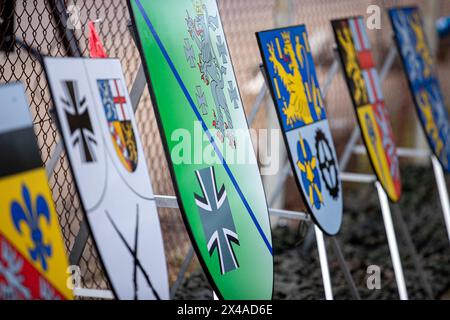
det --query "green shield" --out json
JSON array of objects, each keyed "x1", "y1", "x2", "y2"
[{"x1": 128, "y1": 0, "x2": 273, "y2": 299}]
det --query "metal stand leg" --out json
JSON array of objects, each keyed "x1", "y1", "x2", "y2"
[
  {"x1": 329, "y1": 237, "x2": 361, "y2": 299},
  {"x1": 46, "y1": 140, "x2": 63, "y2": 178},
  {"x1": 247, "y1": 84, "x2": 267, "y2": 126},
  {"x1": 339, "y1": 127, "x2": 360, "y2": 171},
  {"x1": 169, "y1": 246, "x2": 195, "y2": 299},
  {"x1": 130, "y1": 64, "x2": 146, "y2": 112},
  {"x1": 69, "y1": 220, "x2": 89, "y2": 265},
  {"x1": 375, "y1": 182, "x2": 408, "y2": 300},
  {"x1": 315, "y1": 226, "x2": 333, "y2": 300},
  {"x1": 301, "y1": 224, "x2": 316, "y2": 256},
  {"x1": 321, "y1": 59, "x2": 339, "y2": 97},
  {"x1": 431, "y1": 155, "x2": 450, "y2": 243},
  {"x1": 379, "y1": 45, "x2": 398, "y2": 81},
  {"x1": 272, "y1": 166, "x2": 359, "y2": 299},
  {"x1": 268, "y1": 162, "x2": 291, "y2": 206},
  {"x1": 391, "y1": 205, "x2": 433, "y2": 299}
]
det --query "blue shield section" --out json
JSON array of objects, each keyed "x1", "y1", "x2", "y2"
[
  {"x1": 389, "y1": 7, "x2": 450, "y2": 171},
  {"x1": 286, "y1": 122, "x2": 342, "y2": 235},
  {"x1": 257, "y1": 25, "x2": 343, "y2": 235},
  {"x1": 258, "y1": 26, "x2": 326, "y2": 131}
]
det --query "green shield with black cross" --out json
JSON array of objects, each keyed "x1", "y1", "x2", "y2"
[{"x1": 128, "y1": 0, "x2": 273, "y2": 299}]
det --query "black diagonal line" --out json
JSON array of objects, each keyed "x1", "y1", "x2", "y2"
[
  {"x1": 133, "y1": 205, "x2": 139, "y2": 300},
  {"x1": 105, "y1": 210, "x2": 161, "y2": 300}
]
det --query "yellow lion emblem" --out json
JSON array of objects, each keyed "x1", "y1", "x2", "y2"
[{"x1": 267, "y1": 32, "x2": 314, "y2": 127}]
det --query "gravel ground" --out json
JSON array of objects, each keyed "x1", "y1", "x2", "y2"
[{"x1": 175, "y1": 165, "x2": 450, "y2": 300}]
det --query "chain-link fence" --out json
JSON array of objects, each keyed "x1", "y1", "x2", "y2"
[{"x1": 1, "y1": 0, "x2": 449, "y2": 295}]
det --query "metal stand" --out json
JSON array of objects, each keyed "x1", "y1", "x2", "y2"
[
  {"x1": 339, "y1": 170, "x2": 410, "y2": 299},
  {"x1": 391, "y1": 204, "x2": 433, "y2": 299},
  {"x1": 169, "y1": 246, "x2": 194, "y2": 299},
  {"x1": 344, "y1": 146, "x2": 437, "y2": 299},
  {"x1": 431, "y1": 155, "x2": 450, "y2": 243},
  {"x1": 354, "y1": 145, "x2": 450, "y2": 245},
  {"x1": 315, "y1": 226, "x2": 333, "y2": 300},
  {"x1": 375, "y1": 182, "x2": 408, "y2": 300},
  {"x1": 329, "y1": 236, "x2": 361, "y2": 300},
  {"x1": 73, "y1": 287, "x2": 114, "y2": 300}
]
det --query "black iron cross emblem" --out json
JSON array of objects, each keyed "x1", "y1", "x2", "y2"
[{"x1": 61, "y1": 80, "x2": 97, "y2": 163}]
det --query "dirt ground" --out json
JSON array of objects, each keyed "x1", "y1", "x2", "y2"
[{"x1": 175, "y1": 164, "x2": 450, "y2": 300}]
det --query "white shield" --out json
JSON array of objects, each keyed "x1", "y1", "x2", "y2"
[{"x1": 45, "y1": 57, "x2": 169, "y2": 300}]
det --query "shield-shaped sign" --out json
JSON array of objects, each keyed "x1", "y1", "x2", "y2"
[
  {"x1": 389, "y1": 7, "x2": 450, "y2": 172},
  {"x1": 257, "y1": 25, "x2": 343, "y2": 236},
  {"x1": 0, "y1": 83, "x2": 72, "y2": 300},
  {"x1": 332, "y1": 17, "x2": 402, "y2": 202},
  {"x1": 128, "y1": 0, "x2": 273, "y2": 299},
  {"x1": 98, "y1": 79, "x2": 138, "y2": 173},
  {"x1": 45, "y1": 58, "x2": 169, "y2": 300}
]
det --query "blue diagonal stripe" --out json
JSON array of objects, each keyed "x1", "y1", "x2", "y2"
[{"x1": 134, "y1": 0, "x2": 272, "y2": 255}]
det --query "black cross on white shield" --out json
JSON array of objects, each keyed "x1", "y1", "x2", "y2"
[
  {"x1": 61, "y1": 80, "x2": 97, "y2": 163},
  {"x1": 47, "y1": 57, "x2": 108, "y2": 212}
]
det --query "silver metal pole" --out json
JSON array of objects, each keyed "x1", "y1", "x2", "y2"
[
  {"x1": 353, "y1": 145, "x2": 430, "y2": 159},
  {"x1": 379, "y1": 45, "x2": 398, "y2": 82},
  {"x1": 268, "y1": 162, "x2": 291, "y2": 206},
  {"x1": 154, "y1": 194, "x2": 311, "y2": 222},
  {"x1": 247, "y1": 84, "x2": 267, "y2": 126},
  {"x1": 46, "y1": 140, "x2": 63, "y2": 178},
  {"x1": 73, "y1": 287, "x2": 114, "y2": 299},
  {"x1": 329, "y1": 237, "x2": 361, "y2": 300},
  {"x1": 350, "y1": 143, "x2": 436, "y2": 298},
  {"x1": 339, "y1": 127, "x2": 360, "y2": 171},
  {"x1": 397, "y1": 147, "x2": 430, "y2": 158},
  {"x1": 375, "y1": 181, "x2": 408, "y2": 300},
  {"x1": 130, "y1": 64, "x2": 146, "y2": 113},
  {"x1": 315, "y1": 226, "x2": 333, "y2": 300},
  {"x1": 169, "y1": 246, "x2": 195, "y2": 299},
  {"x1": 321, "y1": 59, "x2": 339, "y2": 98},
  {"x1": 340, "y1": 172, "x2": 376, "y2": 184},
  {"x1": 154, "y1": 194, "x2": 179, "y2": 208},
  {"x1": 68, "y1": 220, "x2": 89, "y2": 265},
  {"x1": 269, "y1": 208, "x2": 310, "y2": 221},
  {"x1": 391, "y1": 205, "x2": 433, "y2": 299},
  {"x1": 431, "y1": 155, "x2": 450, "y2": 243}
]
